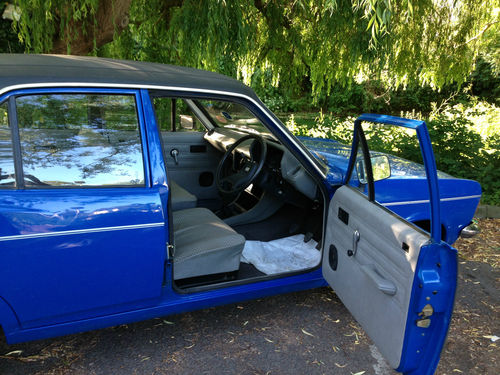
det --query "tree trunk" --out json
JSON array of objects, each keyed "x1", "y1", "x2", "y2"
[{"x1": 51, "y1": 0, "x2": 133, "y2": 55}]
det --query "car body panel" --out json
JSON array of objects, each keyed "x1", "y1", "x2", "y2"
[
  {"x1": 0, "y1": 188, "x2": 166, "y2": 328},
  {"x1": 4, "y1": 269, "x2": 327, "y2": 344}
]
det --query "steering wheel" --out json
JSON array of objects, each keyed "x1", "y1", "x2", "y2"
[{"x1": 216, "y1": 134, "x2": 267, "y2": 195}]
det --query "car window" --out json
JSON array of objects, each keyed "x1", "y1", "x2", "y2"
[
  {"x1": 0, "y1": 101, "x2": 16, "y2": 187},
  {"x1": 16, "y1": 94, "x2": 145, "y2": 187},
  {"x1": 196, "y1": 99, "x2": 273, "y2": 136},
  {"x1": 153, "y1": 97, "x2": 204, "y2": 132}
]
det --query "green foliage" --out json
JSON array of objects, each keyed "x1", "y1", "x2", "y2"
[
  {"x1": 101, "y1": 0, "x2": 258, "y2": 78},
  {"x1": 12, "y1": 0, "x2": 99, "y2": 53},
  {"x1": 11, "y1": 1, "x2": 500, "y2": 101},
  {"x1": 280, "y1": 80, "x2": 461, "y2": 116},
  {"x1": 0, "y1": 3, "x2": 23, "y2": 53},
  {"x1": 471, "y1": 57, "x2": 500, "y2": 104},
  {"x1": 426, "y1": 102, "x2": 500, "y2": 205},
  {"x1": 478, "y1": 20, "x2": 500, "y2": 73},
  {"x1": 285, "y1": 111, "x2": 355, "y2": 144},
  {"x1": 250, "y1": 68, "x2": 312, "y2": 112}
]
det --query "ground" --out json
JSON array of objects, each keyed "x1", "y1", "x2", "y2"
[{"x1": 0, "y1": 219, "x2": 498, "y2": 375}]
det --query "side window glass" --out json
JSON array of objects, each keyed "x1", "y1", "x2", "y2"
[
  {"x1": 153, "y1": 97, "x2": 204, "y2": 132},
  {"x1": 0, "y1": 101, "x2": 16, "y2": 187},
  {"x1": 348, "y1": 122, "x2": 424, "y2": 203},
  {"x1": 16, "y1": 94, "x2": 145, "y2": 187}
]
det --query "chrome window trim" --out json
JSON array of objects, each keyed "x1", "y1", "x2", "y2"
[
  {"x1": 0, "y1": 222, "x2": 165, "y2": 242},
  {"x1": 0, "y1": 83, "x2": 327, "y2": 179}
]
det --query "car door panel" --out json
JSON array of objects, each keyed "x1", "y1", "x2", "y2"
[
  {"x1": 323, "y1": 114, "x2": 457, "y2": 374},
  {"x1": 323, "y1": 185, "x2": 429, "y2": 368},
  {"x1": 0, "y1": 88, "x2": 169, "y2": 329},
  {"x1": 161, "y1": 131, "x2": 221, "y2": 200},
  {"x1": 0, "y1": 189, "x2": 166, "y2": 328}
]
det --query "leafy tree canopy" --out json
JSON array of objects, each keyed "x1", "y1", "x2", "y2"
[{"x1": 6, "y1": 0, "x2": 500, "y2": 100}]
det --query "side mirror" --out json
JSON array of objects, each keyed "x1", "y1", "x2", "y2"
[
  {"x1": 356, "y1": 155, "x2": 391, "y2": 184},
  {"x1": 180, "y1": 115, "x2": 194, "y2": 130}
]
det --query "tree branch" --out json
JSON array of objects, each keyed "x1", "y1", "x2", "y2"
[{"x1": 457, "y1": 20, "x2": 499, "y2": 48}]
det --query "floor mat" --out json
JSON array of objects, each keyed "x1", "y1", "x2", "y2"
[
  {"x1": 241, "y1": 234, "x2": 321, "y2": 275},
  {"x1": 232, "y1": 204, "x2": 307, "y2": 241},
  {"x1": 238, "y1": 262, "x2": 266, "y2": 279}
]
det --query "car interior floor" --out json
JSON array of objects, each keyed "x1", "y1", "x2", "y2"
[{"x1": 232, "y1": 203, "x2": 322, "y2": 242}]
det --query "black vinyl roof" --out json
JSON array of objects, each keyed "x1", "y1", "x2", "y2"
[{"x1": 0, "y1": 54, "x2": 257, "y2": 99}]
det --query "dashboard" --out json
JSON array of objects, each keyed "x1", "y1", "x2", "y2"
[{"x1": 204, "y1": 127, "x2": 318, "y2": 201}]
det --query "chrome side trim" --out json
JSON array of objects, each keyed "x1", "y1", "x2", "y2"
[
  {"x1": 440, "y1": 194, "x2": 482, "y2": 202},
  {"x1": 383, "y1": 195, "x2": 481, "y2": 207},
  {"x1": 0, "y1": 82, "x2": 327, "y2": 179},
  {"x1": 0, "y1": 222, "x2": 165, "y2": 242}
]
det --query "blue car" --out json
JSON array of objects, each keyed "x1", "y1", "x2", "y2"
[{"x1": 0, "y1": 55, "x2": 481, "y2": 374}]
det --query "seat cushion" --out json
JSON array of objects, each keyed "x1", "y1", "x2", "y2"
[
  {"x1": 170, "y1": 180, "x2": 197, "y2": 211},
  {"x1": 172, "y1": 208, "x2": 245, "y2": 280}
]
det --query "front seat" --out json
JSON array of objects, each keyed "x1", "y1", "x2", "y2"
[
  {"x1": 170, "y1": 180, "x2": 197, "y2": 211},
  {"x1": 172, "y1": 207, "x2": 245, "y2": 280}
]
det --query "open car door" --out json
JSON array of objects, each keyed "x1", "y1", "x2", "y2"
[{"x1": 323, "y1": 114, "x2": 457, "y2": 374}]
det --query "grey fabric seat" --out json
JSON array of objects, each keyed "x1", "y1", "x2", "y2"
[
  {"x1": 172, "y1": 208, "x2": 245, "y2": 280},
  {"x1": 170, "y1": 180, "x2": 197, "y2": 211}
]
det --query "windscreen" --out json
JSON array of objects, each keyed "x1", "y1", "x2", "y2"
[{"x1": 196, "y1": 100, "x2": 273, "y2": 137}]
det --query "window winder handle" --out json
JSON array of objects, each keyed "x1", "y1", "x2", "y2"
[
  {"x1": 347, "y1": 230, "x2": 360, "y2": 257},
  {"x1": 170, "y1": 148, "x2": 179, "y2": 165}
]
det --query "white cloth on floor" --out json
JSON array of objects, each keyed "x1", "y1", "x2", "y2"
[{"x1": 241, "y1": 234, "x2": 321, "y2": 275}]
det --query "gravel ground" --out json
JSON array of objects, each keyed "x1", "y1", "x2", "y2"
[{"x1": 0, "y1": 218, "x2": 498, "y2": 375}]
